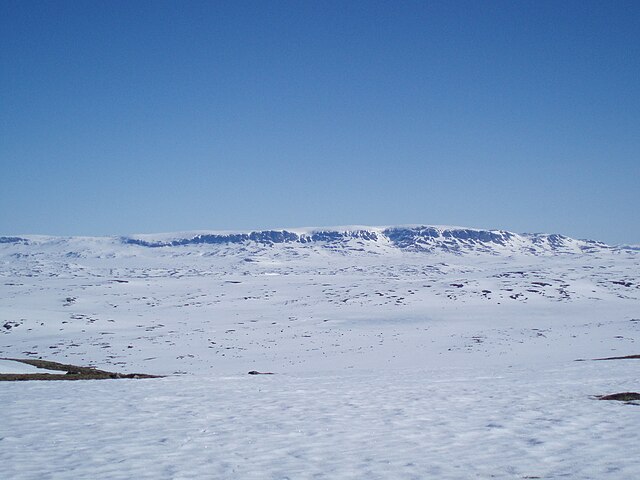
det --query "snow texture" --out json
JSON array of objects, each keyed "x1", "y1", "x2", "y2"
[
  {"x1": 1, "y1": 225, "x2": 639, "y2": 478},
  {"x1": 0, "y1": 359, "x2": 65, "y2": 375}
]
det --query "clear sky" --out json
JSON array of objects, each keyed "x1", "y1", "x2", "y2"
[{"x1": 1, "y1": 0, "x2": 639, "y2": 244}]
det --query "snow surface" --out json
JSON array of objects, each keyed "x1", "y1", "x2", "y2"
[
  {"x1": 0, "y1": 359, "x2": 65, "y2": 375},
  {"x1": 1, "y1": 226, "x2": 639, "y2": 478}
]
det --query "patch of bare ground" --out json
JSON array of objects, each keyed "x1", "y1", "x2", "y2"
[
  {"x1": 575, "y1": 354, "x2": 640, "y2": 362},
  {"x1": 593, "y1": 354, "x2": 640, "y2": 361},
  {"x1": 597, "y1": 392, "x2": 640, "y2": 402},
  {"x1": 0, "y1": 358, "x2": 161, "y2": 381}
]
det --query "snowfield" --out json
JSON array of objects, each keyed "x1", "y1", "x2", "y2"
[
  {"x1": 1, "y1": 226, "x2": 639, "y2": 478},
  {"x1": 2, "y1": 361, "x2": 639, "y2": 480}
]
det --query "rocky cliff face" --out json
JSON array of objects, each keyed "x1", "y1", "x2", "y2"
[{"x1": 118, "y1": 225, "x2": 613, "y2": 255}]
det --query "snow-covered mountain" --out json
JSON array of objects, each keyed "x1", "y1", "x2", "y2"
[
  {"x1": 2, "y1": 224, "x2": 639, "y2": 478},
  {"x1": 122, "y1": 225, "x2": 614, "y2": 255},
  {"x1": 1, "y1": 223, "x2": 637, "y2": 374},
  {"x1": 0, "y1": 224, "x2": 622, "y2": 256}
]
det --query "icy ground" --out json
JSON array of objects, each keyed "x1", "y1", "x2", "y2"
[
  {"x1": 1, "y1": 228, "x2": 639, "y2": 478},
  {"x1": 0, "y1": 359, "x2": 65, "y2": 375}
]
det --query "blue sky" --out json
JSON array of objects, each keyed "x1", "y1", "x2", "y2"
[{"x1": 1, "y1": 1, "x2": 639, "y2": 243}]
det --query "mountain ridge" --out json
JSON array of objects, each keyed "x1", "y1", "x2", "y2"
[
  {"x1": 1, "y1": 225, "x2": 624, "y2": 256},
  {"x1": 121, "y1": 226, "x2": 612, "y2": 255}
]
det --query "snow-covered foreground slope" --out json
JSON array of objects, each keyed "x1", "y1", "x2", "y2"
[
  {"x1": 2, "y1": 361, "x2": 639, "y2": 479},
  {"x1": 1, "y1": 226, "x2": 639, "y2": 478}
]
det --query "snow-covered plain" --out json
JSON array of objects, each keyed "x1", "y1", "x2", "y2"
[{"x1": 1, "y1": 226, "x2": 639, "y2": 478}]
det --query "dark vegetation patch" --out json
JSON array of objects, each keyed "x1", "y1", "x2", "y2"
[
  {"x1": 63, "y1": 296, "x2": 76, "y2": 306},
  {"x1": 593, "y1": 354, "x2": 640, "y2": 361},
  {"x1": 575, "y1": 354, "x2": 640, "y2": 362},
  {"x1": 2, "y1": 321, "x2": 22, "y2": 331},
  {"x1": 597, "y1": 392, "x2": 640, "y2": 402},
  {"x1": 0, "y1": 358, "x2": 161, "y2": 381}
]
